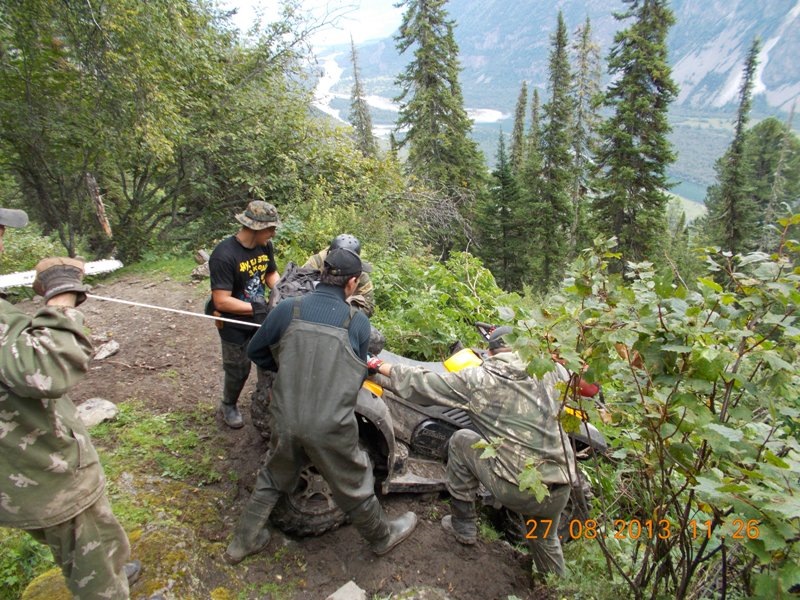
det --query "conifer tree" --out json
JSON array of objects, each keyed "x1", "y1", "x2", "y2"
[
  {"x1": 593, "y1": 0, "x2": 677, "y2": 268},
  {"x1": 531, "y1": 12, "x2": 574, "y2": 288},
  {"x1": 393, "y1": 0, "x2": 485, "y2": 192},
  {"x1": 570, "y1": 16, "x2": 602, "y2": 254},
  {"x1": 757, "y1": 109, "x2": 798, "y2": 251},
  {"x1": 517, "y1": 88, "x2": 543, "y2": 273},
  {"x1": 348, "y1": 37, "x2": 378, "y2": 157},
  {"x1": 704, "y1": 38, "x2": 761, "y2": 253},
  {"x1": 477, "y1": 133, "x2": 525, "y2": 289},
  {"x1": 509, "y1": 81, "x2": 528, "y2": 175}
]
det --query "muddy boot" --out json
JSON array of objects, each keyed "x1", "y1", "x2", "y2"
[
  {"x1": 220, "y1": 401, "x2": 244, "y2": 429},
  {"x1": 123, "y1": 560, "x2": 142, "y2": 585},
  {"x1": 223, "y1": 492, "x2": 279, "y2": 564},
  {"x1": 441, "y1": 498, "x2": 477, "y2": 545},
  {"x1": 348, "y1": 496, "x2": 418, "y2": 556}
]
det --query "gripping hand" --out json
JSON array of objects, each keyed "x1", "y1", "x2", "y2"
[
  {"x1": 251, "y1": 296, "x2": 268, "y2": 324},
  {"x1": 33, "y1": 257, "x2": 88, "y2": 306},
  {"x1": 366, "y1": 355, "x2": 384, "y2": 375}
]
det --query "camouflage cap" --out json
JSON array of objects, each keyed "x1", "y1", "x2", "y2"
[
  {"x1": 0, "y1": 208, "x2": 29, "y2": 228},
  {"x1": 235, "y1": 201, "x2": 280, "y2": 230}
]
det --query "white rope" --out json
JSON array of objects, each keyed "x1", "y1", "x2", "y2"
[{"x1": 86, "y1": 293, "x2": 261, "y2": 328}]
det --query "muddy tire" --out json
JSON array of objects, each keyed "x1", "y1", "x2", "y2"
[{"x1": 270, "y1": 463, "x2": 346, "y2": 537}]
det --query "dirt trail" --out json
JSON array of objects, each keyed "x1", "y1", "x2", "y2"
[{"x1": 59, "y1": 275, "x2": 548, "y2": 599}]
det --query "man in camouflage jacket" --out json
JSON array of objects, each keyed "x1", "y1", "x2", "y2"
[
  {"x1": 304, "y1": 234, "x2": 374, "y2": 316},
  {"x1": 0, "y1": 208, "x2": 138, "y2": 598},
  {"x1": 368, "y1": 326, "x2": 577, "y2": 577}
]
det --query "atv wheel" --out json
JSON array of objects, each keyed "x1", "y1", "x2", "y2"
[{"x1": 270, "y1": 463, "x2": 346, "y2": 536}]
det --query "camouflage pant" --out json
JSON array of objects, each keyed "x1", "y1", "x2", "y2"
[
  {"x1": 27, "y1": 495, "x2": 130, "y2": 599},
  {"x1": 220, "y1": 339, "x2": 272, "y2": 426},
  {"x1": 447, "y1": 429, "x2": 571, "y2": 577}
]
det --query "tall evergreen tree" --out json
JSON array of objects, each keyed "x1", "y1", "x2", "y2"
[
  {"x1": 531, "y1": 12, "x2": 574, "y2": 288},
  {"x1": 704, "y1": 38, "x2": 761, "y2": 253},
  {"x1": 476, "y1": 133, "x2": 525, "y2": 289},
  {"x1": 348, "y1": 37, "x2": 378, "y2": 157},
  {"x1": 509, "y1": 81, "x2": 528, "y2": 175},
  {"x1": 758, "y1": 108, "x2": 798, "y2": 251},
  {"x1": 592, "y1": 0, "x2": 678, "y2": 268},
  {"x1": 570, "y1": 16, "x2": 602, "y2": 254},
  {"x1": 393, "y1": 0, "x2": 485, "y2": 192},
  {"x1": 517, "y1": 89, "x2": 543, "y2": 270}
]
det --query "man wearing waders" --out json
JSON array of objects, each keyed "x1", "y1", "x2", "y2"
[{"x1": 223, "y1": 247, "x2": 417, "y2": 563}]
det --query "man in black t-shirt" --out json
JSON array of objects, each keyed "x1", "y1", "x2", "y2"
[{"x1": 209, "y1": 200, "x2": 280, "y2": 429}]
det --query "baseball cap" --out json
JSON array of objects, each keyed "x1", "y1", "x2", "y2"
[
  {"x1": 0, "y1": 208, "x2": 29, "y2": 228},
  {"x1": 324, "y1": 247, "x2": 363, "y2": 277}
]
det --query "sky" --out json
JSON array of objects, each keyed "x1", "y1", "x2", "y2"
[{"x1": 222, "y1": 0, "x2": 405, "y2": 49}]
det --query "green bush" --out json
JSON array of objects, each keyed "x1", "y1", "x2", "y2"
[
  {"x1": 0, "y1": 225, "x2": 63, "y2": 274},
  {"x1": 510, "y1": 218, "x2": 800, "y2": 599},
  {"x1": 0, "y1": 529, "x2": 54, "y2": 600},
  {"x1": 371, "y1": 251, "x2": 507, "y2": 360}
]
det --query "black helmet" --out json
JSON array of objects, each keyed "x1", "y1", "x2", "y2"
[{"x1": 329, "y1": 234, "x2": 361, "y2": 255}]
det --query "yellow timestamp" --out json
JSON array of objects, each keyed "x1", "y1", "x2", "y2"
[{"x1": 525, "y1": 518, "x2": 762, "y2": 541}]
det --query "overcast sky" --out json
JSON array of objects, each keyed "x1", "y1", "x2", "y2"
[{"x1": 222, "y1": 0, "x2": 404, "y2": 48}]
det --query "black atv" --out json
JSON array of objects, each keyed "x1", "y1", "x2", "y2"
[{"x1": 266, "y1": 325, "x2": 608, "y2": 543}]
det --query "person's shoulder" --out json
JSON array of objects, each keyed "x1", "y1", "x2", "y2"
[{"x1": 210, "y1": 236, "x2": 235, "y2": 257}]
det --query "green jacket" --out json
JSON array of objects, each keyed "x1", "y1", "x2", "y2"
[
  {"x1": 304, "y1": 249, "x2": 375, "y2": 316},
  {"x1": 387, "y1": 352, "x2": 576, "y2": 486},
  {"x1": 0, "y1": 299, "x2": 104, "y2": 529}
]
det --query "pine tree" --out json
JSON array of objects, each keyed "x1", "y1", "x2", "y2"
[
  {"x1": 476, "y1": 133, "x2": 526, "y2": 289},
  {"x1": 758, "y1": 108, "x2": 798, "y2": 251},
  {"x1": 531, "y1": 12, "x2": 574, "y2": 288},
  {"x1": 509, "y1": 81, "x2": 528, "y2": 175},
  {"x1": 517, "y1": 88, "x2": 543, "y2": 275},
  {"x1": 348, "y1": 37, "x2": 378, "y2": 157},
  {"x1": 704, "y1": 38, "x2": 761, "y2": 253},
  {"x1": 593, "y1": 0, "x2": 678, "y2": 269},
  {"x1": 570, "y1": 16, "x2": 602, "y2": 255},
  {"x1": 393, "y1": 0, "x2": 485, "y2": 192}
]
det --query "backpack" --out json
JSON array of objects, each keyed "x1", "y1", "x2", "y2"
[{"x1": 267, "y1": 262, "x2": 320, "y2": 312}]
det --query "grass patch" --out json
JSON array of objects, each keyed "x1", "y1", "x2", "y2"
[
  {"x1": 91, "y1": 400, "x2": 223, "y2": 487},
  {"x1": 111, "y1": 252, "x2": 197, "y2": 282}
]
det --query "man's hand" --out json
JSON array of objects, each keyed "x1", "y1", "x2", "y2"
[
  {"x1": 366, "y1": 355, "x2": 384, "y2": 375},
  {"x1": 251, "y1": 296, "x2": 268, "y2": 324},
  {"x1": 33, "y1": 257, "x2": 88, "y2": 306}
]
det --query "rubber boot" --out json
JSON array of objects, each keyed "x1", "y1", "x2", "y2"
[
  {"x1": 123, "y1": 560, "x2": 142, "y2": 585},
  {"x1": 220, "y1": 402, "x2": 244, "y2": 429},
  {"x1": 441, "y1": 498, "x2": 477, "y2": 545},
  {"x1": 347, "y1": 496, "x2": 418, "y2": 556},
  {"x1": 223, "y1": 492, "x2": 279, "y2": 564}
]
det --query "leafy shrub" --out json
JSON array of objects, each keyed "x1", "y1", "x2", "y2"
[
  {"x1": 371, "y1": 251, "x2": 507, "y2": 359},
  {"x1": 509, "y1": 216, "x2": 800, "y2": 599},
  {"x1": 0, "y1": 529, "x2": 54, "y2": 600},
  {"x1": 0, "y1": 225, "x2": 63, "y2": 274}
]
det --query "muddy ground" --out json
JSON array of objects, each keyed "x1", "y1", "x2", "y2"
[{"x1": 51, "y1": 274, "x2": 553, "y2": 599}]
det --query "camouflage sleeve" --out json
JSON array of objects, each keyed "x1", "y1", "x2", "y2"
[
  {"x1": 355, "y1": 272, "x2": 375, "y2": 316},
  {"x1": 0, "y1": 303, "x2": 93, "y2": 399},
  {"x1": 303, "y1": 251, "x2": 325, "y2": 270},
  {"x1": 387, "y1": 364, "x2": 478, "y2": 409}
]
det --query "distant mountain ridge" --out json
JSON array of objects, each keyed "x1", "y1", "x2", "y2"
[
  {"x1": 348, "y1": 0, "x2": 800, "y2": 114},
  {"x1": 320, "y1": 0, "x2": 800, "y2": 201}
]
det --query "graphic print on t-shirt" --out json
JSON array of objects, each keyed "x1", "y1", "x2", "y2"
[{"x1": 238, "y1": 255, "x2": 269, "y2": 301}]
